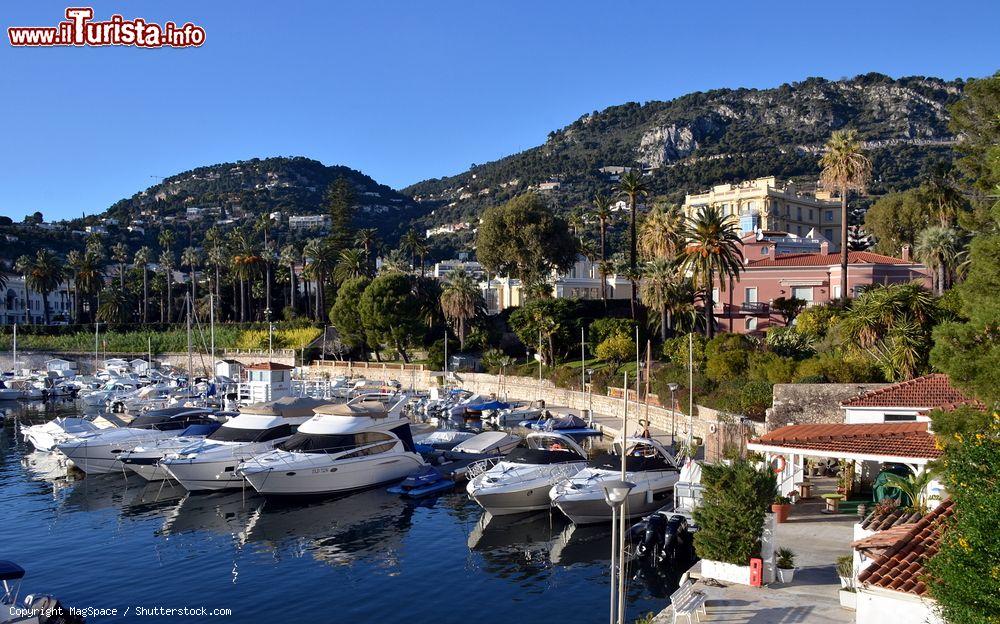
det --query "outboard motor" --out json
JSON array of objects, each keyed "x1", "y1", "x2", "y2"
[
  {"x1": 23, "y1": 595, "x2": 86, "y2": 624},
  {"x1": 629, "y1": 512, "x2": 696, "y2": 571}
]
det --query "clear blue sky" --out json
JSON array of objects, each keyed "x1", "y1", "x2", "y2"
[{"x1": 2, "y1": 0, "x2": 999, "y2": 222}]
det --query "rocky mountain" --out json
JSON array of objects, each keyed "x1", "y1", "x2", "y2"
[{"x1": 405, "y1": 73, "x2": 964, "y2": 233}]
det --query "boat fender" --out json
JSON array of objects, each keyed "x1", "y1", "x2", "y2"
[{"x1": 646, "y1": 489, "x2": 654, "y2": 504}]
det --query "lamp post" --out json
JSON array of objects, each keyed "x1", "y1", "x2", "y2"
[
  {"x1": 586, "y1": 368, "x2": 594, "y2": 426},
  {"x1": 603, "y1": 479, "x2": 636, "y2": 624},
  {"x1": 667, "y1": 382, "x2": 679, "y2": 445}
]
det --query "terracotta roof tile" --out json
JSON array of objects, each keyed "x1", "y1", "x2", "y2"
[
  {"x1": 749, "y1": 422, "x2": 941, "y2": 459},
  {"x1": 246, "y1": 362, "x2": 294, "y2": 371},
  {"x1": 858, "y1": 499, "x2": 955, "y2": 597},
  {"x1": 860, "y1": 507, "x2": 923, "y2": 531},
  {"x1": 748, "y1": 251, "x2": 915, "y2": 268},
  {"x1": 841, "y1": 374, "x2": 982, "y2": 410},
  {"x1": 852, "y1": 523, "x2": 917, "y2": 550}
]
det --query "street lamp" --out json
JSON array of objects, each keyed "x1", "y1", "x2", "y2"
[
  {"x1": 603, "y1": 479, "x2": 635, "y2": 624},
  {"x1": 586, "y1": 368, "x2": 595, "y2": 425},
  {"x1": 666, "y1": 382, "x2": 679, "y2": 445}
]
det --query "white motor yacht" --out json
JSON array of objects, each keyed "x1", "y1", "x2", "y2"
[
  {"x1": 467, "y1": 432, "x2": 589, "y2": 516},
  {"x1": 117, "y1": 421, "x2": 225, "y2": 481},
  {"x1": 81, "y1": 378, "x2": 142, "y2": 408},
  {"x1": 236, "y1": 393, "x2": 422, "y2": 496},
  {"x1": 160, "y1": 396, "x2": 329, "y2": 491},
  {"x1": 56, "y1": 407, "x2": 218, "y2": 475},
  {"x1": 21, "y1": 417, "x2": 106, "y2": 452},
  {"x1": 549, "y1": 436, "x2": 680, "y2": 524}
]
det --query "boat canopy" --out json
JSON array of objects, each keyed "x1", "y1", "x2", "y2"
[
  {"x1": 130, "y1": 408, "x2": 216, "y2": 430},
  {"x1": 0, "y1": 560, "x2": 25, "y2": 581},
  {"x1": 539, "y1": 413, "x2": 588, "y2": 431},
  {"x1": 588, "y1": 452, "x2": 674, "y2": 472},
  {"x1": 240, "y1": 396, "x2": 330, "y2": 419},
  {"x1": 453, "y1": 431, "x2": 520, "y2": 454},
  {"x1": 178, "y1": 423, "x2": 222, "y2": 437},
  {"x1": 466, "y1": 400, "x2": 510, "y2": 412}
]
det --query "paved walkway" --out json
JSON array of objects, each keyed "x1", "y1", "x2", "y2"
[{"x1": 655, "y1": 478, "x2": 856, "y2": 623}]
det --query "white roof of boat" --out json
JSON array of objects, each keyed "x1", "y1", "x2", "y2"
[
  {"x1": 239, "y1": 396, "x2": 331, "y2": 419},
  {"x1": 454, "y1": 431, "x2": 519, "y2": 453}
]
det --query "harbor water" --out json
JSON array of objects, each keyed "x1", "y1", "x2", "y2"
[{"x1": 0, "y1": 401, "x2": 677, "y2": 623}]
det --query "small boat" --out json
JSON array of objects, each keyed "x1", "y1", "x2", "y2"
[
  {"x1": 466, "y1": 432, "x2": 590, "y2": 516},
  {"x1": 424, "y1": 431, "x2": 522, "y2": 480},
  {"x1": 412, "y1": 430, "x2": 476, "y2": 452},
  {"x1": 1, "y1": 560, "x2": 84, "y2": 624},
  {"x1": 549, "y1": 436, "x2": 680, "y2": 524},
  {"x1": 519, "y1": 412, "x2": 601, "y2": 437},
  {"x1": 386, "y1": 465, "x2": 454, "y2": 498},
  {"x1": 22, "y1": 417, "x2": 105, "y2": 452}
]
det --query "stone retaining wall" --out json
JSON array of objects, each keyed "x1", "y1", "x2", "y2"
[{"x1": 768, "y1": 382, "x2": 889, "y2": 429}]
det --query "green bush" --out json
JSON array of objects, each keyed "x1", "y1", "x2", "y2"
[
  {"x1": 693, "y1": 460, "x2": 777, "y2": 565},
  {"x1": 747, "y1": 351, "x2": 798, "y2": 385},
  {"x1": 794, "y1": 351, "x2": 884, "y2": 383},
  {"x1": 588, "y1": 317, "x2": 633, "y2": 349},
  {"x1": 766, "y1": 327, "x2": 815, "y2": 359},
  {"x1": 596, "y1": 334, "x2": 635, "y2": 371},
  {"x1": 650, "y1": 363, "x2": 715, "y2": 414},
  {"x1": 793, "y1": 303, "x2": 844, "y2": 339},
  {"x1": 481, "y1": 348, "x2": 515, "y2": 374},
  {"x1": 662, "y1": 333, "x2": 707, "y2": 370},
  {"x1": 703, "y1": 379, "x2": 774, "y2": 420}
]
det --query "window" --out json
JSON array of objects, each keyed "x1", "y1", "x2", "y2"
[
  {"x1": 744, "y1": 287, "x2": 758, "y2": 303},
  {"x1": 797, "y1": 225, "x2": 803, "y2": 235},
  {"x1": 808, "y1": 208, "x2": 814, "y2": 221},
  {"x1": 745, "y1": 317, "x2": 758, "y2": 331},
  {"x1": 825, "y1": 210, "x2": 834, "y2": 222},
  {"x1": 824, "y1": 229, "x2": 834, "y2": 242},
  {"x1": 711, "y1": 288, "x2": 720, "y2": 306},
  {"x1": 833, "y1": 285, "x2": 842, "y2": 300},
  {"x1": 761, "y1": 246, "x2": 769, "y2": 255},
  {"x1": 791, "y1": 286, "x2": 814, "y2": 302},
  {"x1": 797, "y1": 207, "x2": 802, "y2": 220}
]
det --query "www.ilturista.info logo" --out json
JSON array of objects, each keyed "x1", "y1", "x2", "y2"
[{"x1": 8, "y1": 7, "x2": 205, "y2": 48}]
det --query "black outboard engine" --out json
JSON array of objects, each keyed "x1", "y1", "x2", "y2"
[{"x1": 629, "y1": 512, "x2": 696, "y2": 570}]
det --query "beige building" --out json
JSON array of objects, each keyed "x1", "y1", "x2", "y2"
[{"x1": 683, "y1": 177, "x2": 842, "y2": 249}]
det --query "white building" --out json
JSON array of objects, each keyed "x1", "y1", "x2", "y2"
[
  {"x1": 840, "y1": 374, "x2": 981, "y2": 424},
  {"x1": 432, "y1": 260, "x2": 484, "y2": 280},
  {"x1": 288, "y1": 215, "x2": 331, "y2": 230},
  {"x1": 1, "y1": 275, "x2": 75, "y2": 325},
  {"x1": 240, "y1": 362, "x2": 293, "y2": 404},
  {"x1": 478, "y1": 256, "x2": 632, "y2": 314}
]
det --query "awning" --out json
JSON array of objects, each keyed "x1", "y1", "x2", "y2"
[{"x1": 747, "y1": 422, "x2": 940, "y2": 465}]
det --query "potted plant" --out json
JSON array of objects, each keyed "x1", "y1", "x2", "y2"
[
  {"x1": 836, "y1": 554, "x2": 854, "y2": 588},
  {"x1": 771, "y1": 495, "x2": 792, "y2": 523},
  {"x1": 775, "y1": 548, "x2": 796, "y2": 583}
]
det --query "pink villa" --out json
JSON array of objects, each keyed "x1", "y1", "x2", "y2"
[{"x1": 711, "y1": 232, "x2": 931, "y2": 334}]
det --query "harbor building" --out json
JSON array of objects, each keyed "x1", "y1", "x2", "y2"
[
  {"x1": 0, "y1": 275, "x2": 75, "y2": 325},
  {"x1": 683, "y1": 177, "x2": 843, "y2": 247}
]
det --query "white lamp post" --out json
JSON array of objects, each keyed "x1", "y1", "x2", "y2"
[{"x1": 603, "y1": 479, "x2": 635, "y2": 624}]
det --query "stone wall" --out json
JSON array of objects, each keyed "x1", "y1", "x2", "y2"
[
  {"x1": 0, "y1": 349, "x2": 294, "y2": 375},
  {"x1": 767, "y1": 383, "x2": 889, "y2": 429}
]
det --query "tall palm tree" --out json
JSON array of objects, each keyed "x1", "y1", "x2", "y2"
[
  {"x1": 617, "y1": 171, "x2": 649, "y2": 316},
  {"x1": 230, "y1": 230, "x2": 261, "y2": 322},
  {"x1": 399, "y1": 229, "x2": 423, "y2": 273},
  {"x1": 915, "y1": 226, "x2": 962, "y2": 295},
  {"x1": 279, "y1": 244, "x2": 300, "y2": 314},
  {"x1": 26, "y1": 250, "x2": 66, "y2": 325},
  {"x1": 333, "y1": 249, "x2": 367, "y2": 285},
  {"x1": 158, "y1": 250, "x2": 175, "y2": 323},
  {"x1": 638, "y1": 204, "x2": 684, "y2": 260},
  {"x1": 158, "y1": 228, "x2": 175, "y2": 256},
  {"x1": 74, "y1": 252, "x2": 105, "y2": 323},
  {"x1": 14, "y1": 255, "x2": 32, "y2": 323},
  {"x1": 679, "y1": 206, "x2": 744, "y2": 338},
  {"x1": 96, "y1": 284, "x2": 129, "y2": 324},
  {"x1": 111, "y1": 242, "x2": 129, "y2": 290},
  {"x1": 820, "y1": 129, "x2": 872, "y2": 303},
  {"x1": 923, "y1": 162, "x2": 963, "y2": 228},
  {"x1": 567, "y1": 209, "x2": 586, "y2": 241},
  {"x1": 639, "y1": 258, "x2": 682, "y2": 342},
  {"x1": 303, "y1": 238, "x2": 337, "y2": 320},
  {"x1": 206, "y1": 242, "x2": 227, "y2": 320},
  {"x1": 65, "y1": 250, "x2": 81, "y2": 323},
  {"x1": 355, "y1": 228, "x2": 379, "y2": 275},
  {"x1": 439, "y1": 269, "x2": 483, "y2": 351},
  {"x1": 591, "y1": 193, "x2": 614, "y2": 304},
  {"x1": 134, "y1": 246, "x2": 151, "y2": 323},
  {"x1": 180, "y1": 246, "x2": 201, "y2": 305}
]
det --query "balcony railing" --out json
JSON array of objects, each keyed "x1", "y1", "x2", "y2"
[{"x1": 740, "y1": 302, "x2": 770, "y2": 315}]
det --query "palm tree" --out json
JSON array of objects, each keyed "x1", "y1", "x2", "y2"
[
  {"x1": 14, "y1": 255, "x2": 32, "y2": 323},
  {"x1": 96, "y1": 284, "x2": 129, "y2": 324},
  {"x1": 134, "y1": 246, "x2": 151, "y2": 323},
  {"x1": 158, "y1": 250, "x2": 175, "y2": 323},
  {"x1": 678, "y1": 206, "x2": 744, "y2": 338},
  {"x1": 400, "y1": 229, "x2": 428, "y2": 274},
  {"x1": 923, "y1": 163, "x2": 963, "y2": 228},
  {"x1": 279, "y1": 244, "x2": 300, "y2": 314},
  {"x1": 65, "y1": 250, "x2": 82, "y2": 323},
  {"x1": 883, "y1": 469, "x2": 936, "y2": 514},
  {"x1": 333, "y1": 249, "x2": 367, "y2": 285},
  {"x1": 617, "y1": 171, "x2": 649, "y2": 316},
  {"x1": 638, "y1": 204, "x2": 684, "y2": 260},
  {"x1": 639, "y1": 258, "x2": 683, "y2": 342},
  {"x1": 567, "y1": 209, "x2": 586, "y2": 241},
  {"x1": 302, "y1": 238, "x2": 337, "y2": 320},
  {"x1": 230, "y1": 230, "x2": 261, "y2": 322},
  {"x1": 591, "y1": 192, "x2": 614, "y2": 304},
  {"x1": 26, "y1": 250, "x2": 65, "y2": 325},
  {"x1": 440, "y1": 269, "x2": 483, "y2": 351},
  {"x1": 181, "y1": 246, "x2": 201, "y2": 305},
  {"x1": 111, "y1": 242, "x2": 129, "y2": 290},
  {"x1": 915, "y1": 226, "x2": 962, "y2": 295},
  {"x1": 74, "y1": 252, "x2": 105, "y2": 323},
  {"x1": 158, "y1": 228, "x2": 175, "y2": 255},
  {"x1": 355, "y1": 228, "x2": 379, "y2": 275},
  {"x1": 820, "y1": 129, "x2": 872, "y2": 303},
  {"x1": 206, "y1": 242, "x2": 227, "y2": 320}
]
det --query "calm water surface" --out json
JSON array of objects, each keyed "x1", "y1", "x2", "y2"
[{"x1": 0, "y1": 401, "x2": 675, "y2": 623}]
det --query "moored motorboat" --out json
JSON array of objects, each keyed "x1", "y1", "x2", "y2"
[
  {"x1": 160, "y1": 396, "x2": 330, "y2": 491},
  {"x1": 549, "y1": 436, "x2": 680, "y2": 524},
  {"x1": 423, "y1": 430, "x2": 522, "y2": 480},
  {"x1": 22, "y1": 417, "x2": 105, "y2": 452},
  {"x1": 1, "y1": 561, "x2": 84, "y2": 624},
  {"x1": 466, "y1": 432, "x2": 589, "y2": 516},
  {"x1": 236, "y1": 393, "x2": 422, "y2": 496},
  {"x1": 117, "y1": 422, "x2": 224, "y2": 481},
  {"x1": 56, "y1": 406, "x2": 218, "y2": 474}
]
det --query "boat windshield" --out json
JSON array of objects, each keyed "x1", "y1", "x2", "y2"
[
  {"x1": 277, "y1": 431, "x2": 396, "y2": 455},
  {"x1": 587, "y1": 452, "x2": 673, "y2": 472},
  {"x1": 208, "y1": 423, "x2": 293, "y2": 443},
  {"x1": 505, "y1": 447, "x2": 584, "y2": 465}
]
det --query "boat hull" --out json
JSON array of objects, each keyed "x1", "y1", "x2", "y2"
[
  {"x1": 551, "y1": 486, "x2": 674, "y2": 525},
  {"x1": 241, "y1": 453, "x2": 424, "y2": 496}
]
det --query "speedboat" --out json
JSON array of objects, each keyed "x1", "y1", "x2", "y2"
[
  {"x1": 56, "y1": 406, "x2": 218, "y2": 475},
  {"x1": 1, "y1": 561, "x2": 83, "y2": 624},
  {"x1": 22, "y1": 417, "x2": 105, "y2": 452},
  {"x1": 549, "y1": 436, "x2": 680, "y2": 524},
  {"x1": 467, "y1": 432, "x2": 590, "y2": 516},
  {"x1": 423, "y1": 430, "x2": 522, "y2": 480},
  {"x1": 236, "y1": 393, "x2": 423, "y2": 496},
  {"x1": 161, "y1": 396, "x2": 330, "y2": 491},
  {"x1": 81, "y1": 378, "x2": 142, "y2": 408},
  {"x1": 117, "y1": 422, "x2": 224, "y2": 481}
]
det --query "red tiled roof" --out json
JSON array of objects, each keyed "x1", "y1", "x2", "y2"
[
  {"x1": 861, "y1": 507, "x2": 923, "y2": 532},
  {"x1": 748, "y1": 251, "x2": 914, "y2": 267},
  {"x1": 749, "y1": 422, "x2": 941, "y2": 459},
  {"x1": 852, "y1": 523, "x2": 918, "y2": 551},
  {"x1": 246, "y1": 362, "x2": 294, "y2": 371},
  {"x1": 841, "y1": 374, "x2": 982, "y2": 410},
  {"x1": 858, "y1": 499, "x2": 955, "y2": 596}
]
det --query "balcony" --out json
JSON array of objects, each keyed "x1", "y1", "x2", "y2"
[{"x1": 740, "y1": 302, "x2": 770, "y2": 315}]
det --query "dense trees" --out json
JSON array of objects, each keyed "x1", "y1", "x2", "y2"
[
  {"x1": 476, "y1": 192, "x2": 578, "y2": 292},
  {"x1": 357, "y1": 273, "x2": 425, "y2": 362},
  {"x1": 678, "y1": 206, "x2": 744, "y2": 338}
]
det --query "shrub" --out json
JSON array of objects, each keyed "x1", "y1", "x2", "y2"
[
  {"x1": 693, "y1": 460, "x2": 777, "y2": 565},
  {"x1": 651, "y1": 363, "x2": 715, "y2": 414},
  {"x1": 589, "y1": 317, "x2": 633, "y2": 349},
  {"x1": 766, "y1": 327, "x2": 815, "y2": 359},
  {"x1": 596, "y1": 334, "x2": 635, "y2": 371},
  {"x1": 425, "y1": 337, "x2": 460, "y2": 371},
  {"x1": 662, "y1": 333, "x2": 707, "y2": 370},
  {"x1": 481, "y1": 348, "x2": 515, "y2": 374},
  {"x1": 793, "y1": 352, "x2": 883, "y2": 383},
  {"x1": 708, "y1": 379, "x2": 774, "y2": 420},
  {"x1": 747, "y1": 351, "x2": 798, "y2": 384},
  {"x1": 776, "y1": 548, "x2": 796, "y2": 569},
  {"x1": 705, "y1": 349, "x2": 749, "y2": 382},
  {"x1": 793, "y1": 303, "x2": 844, "y2": 339}
]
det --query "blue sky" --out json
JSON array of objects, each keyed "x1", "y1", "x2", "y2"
[{"x1": 2, "y1": 0, "x2": 999, "y2": 222}]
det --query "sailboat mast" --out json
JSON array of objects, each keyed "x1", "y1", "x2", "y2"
[
  {"x1": 210, "y1": 293, "x2": 215, "y2": 372},
  {"x1": 186, "y1": 294, "x2": 193, "y2": 381}
]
